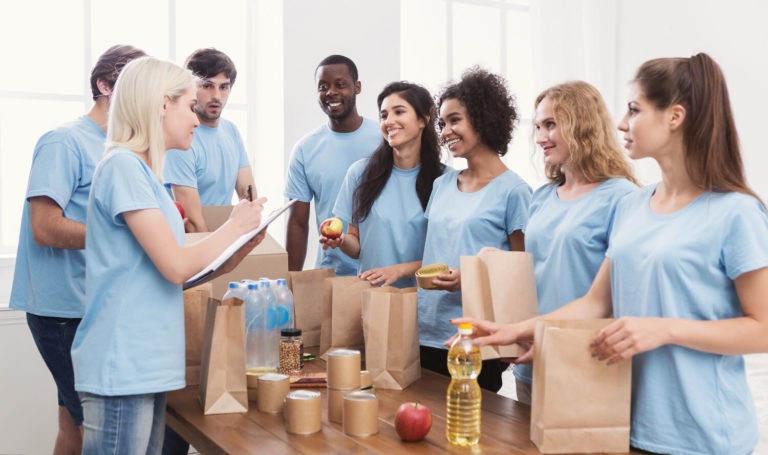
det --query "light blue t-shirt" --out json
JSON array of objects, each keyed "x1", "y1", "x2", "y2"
[
  {"x1": 284, "y1": 118, "x2": 380, "y2": 276},
  {"x1": 163, "y1": 119, "x2": 250, "y2": 205},
  {"x1": 418, "y1": 168, "x2": 532, "y2": 348},
  {"x1": 515, "y1": 178, "x2": 636, "y2": 384},
  {"x1": 10, "y1": 116, "x2": 105, "y2": 318},
  {"x1": 333, "y1": 159, "x2": 440, "y2": 288},
  {"x1": 607, "y1": 185, "x2": 768, "y2": 455},
  {"x1": 72, "y1": 149, "x2": 186, "y2": 396}
]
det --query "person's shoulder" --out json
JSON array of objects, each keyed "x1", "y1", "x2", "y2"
[
  {"x1": 706, "y1": 191, "x2": 766, "y2": 215},
  {"x1": 349, "y1": 157, "x2": 369, "y2": 173},
  {"x1": 293, "y1": 124, "x2": 329, "y2": 148},
  {"x1": 601, "y1": 177, "x2": 639, "y2": 194},
  {"x1": 532, "y1": 182, "x2": 557, "y2": 200},
  {"x1": 360, "y1": 117, "x2": 382, "y2": 133},
  {"x1": 499, "y1": 169, "x2": 532, "y2": 191},
  {"x1": 37, "y1": 116, "x2": 93, "y2": 146}
]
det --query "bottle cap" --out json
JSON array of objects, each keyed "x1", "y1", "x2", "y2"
[
  {"x1": 281, "y1": 328, "x2": 302, "y2": 337},
  {"x1": 458, "y1": 323, "x2": 473, "y2": 331},
  {"x1": 228, "y1": 282, "x2": 239, "y2": 288}
]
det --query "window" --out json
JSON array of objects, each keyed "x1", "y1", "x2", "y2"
[{"x1": 400, "y1": 0, "x2": 543, "y2": 187}]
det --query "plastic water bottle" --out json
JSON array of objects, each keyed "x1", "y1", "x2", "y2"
[
  {"x1": 244, "y1": 283, "x2": 277, "y2": 374},
  {"x1": 446, "y1": 323, "x2": 482, "y2": 446},
  {"x1": 259, "y1": 280, "x2": 280, "y2": 369},
  {"x1": 274, "y1": 278, "x2": 295, "y2": 329},
  {"x1": 222, "y1": 281, "x2": 246, "y2": 301}
]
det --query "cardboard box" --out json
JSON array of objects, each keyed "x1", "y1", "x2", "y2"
[{"x1": 184, "y1": 205, "x2": 288, "y2": 300}]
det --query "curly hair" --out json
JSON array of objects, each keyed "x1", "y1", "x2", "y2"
[
  {"x1": 437, "y1": 67, "x2": 518, "y2": 155},
  {"x1": 352, "y1": 81, "x2": 443, "y2": 223},
  {"x1": 535, "y1": 81, "x2": 637, "y2": 185}
]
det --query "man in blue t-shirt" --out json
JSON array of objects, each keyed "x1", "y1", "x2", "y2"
[
  {"x1": 9, "y1": 44, "x2": 145, "y2": 455},
  {"x1": 163, "y1": 48, "x2": 255, "y2": 232},
  {"x1": 284, "y1": 54, "x2": 381, "y2": 275}
]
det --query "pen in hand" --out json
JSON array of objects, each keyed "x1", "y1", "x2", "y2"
[{"x1": 247, "y1": 184, "x2": 253, "y2": 202}]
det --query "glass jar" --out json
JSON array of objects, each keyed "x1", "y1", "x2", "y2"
[{"x1": 279, "y1": 328, "x2": 303, "y2": 374}]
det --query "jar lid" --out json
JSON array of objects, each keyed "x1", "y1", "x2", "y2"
[{"x1": 281, "y1": 328, "x2": 302, "y2": 336}]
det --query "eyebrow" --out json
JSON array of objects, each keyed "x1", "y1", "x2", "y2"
[{"x1": 382, "y1": 104, "x2": 408, "y2": 112}]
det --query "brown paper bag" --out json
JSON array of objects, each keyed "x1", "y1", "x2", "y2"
[
  {"x1": 183, "y1": 283, "x2": 212, "y2": 386},
  {"x1": 361, "y1": 287, "x2": 421, "y2": 390},
  {"x1": 460, "y1": 250, "x2": 538, "y2": 359},
  {"x1": 287, "y1": 268, "x2": 335, "y2": 347},
  {"x1": 199, "y1": 297, "x2": 248, "y2": 415},
  {"x1": 530, "y1": 319, "x2": 631, "y2": 453},
  {"x1": 319, "y1": 276, "x2": 372, "y2": 357}
]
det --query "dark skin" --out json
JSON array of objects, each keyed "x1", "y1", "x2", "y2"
[{"x1": 286, "y1": 63, "x2": 364, "y2": 271}]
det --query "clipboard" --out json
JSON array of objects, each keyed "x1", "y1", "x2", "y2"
[{"x1": 183, "y1": 199, "x2": 297, "y2": 289}]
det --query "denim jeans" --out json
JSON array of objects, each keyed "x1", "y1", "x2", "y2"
[{"x1": 80, "y1": 391, "x2": 166, "y2": 455}]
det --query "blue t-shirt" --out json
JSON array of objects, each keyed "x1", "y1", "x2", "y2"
[
  {"x1": 72, "y1": 149, "x2": 186, "y2": 396},
  {"x1": 163, "y1": 119, "x2": 250, "y2": 205},
  {"x1": 607, "y1": 185, "x2": 768, "y2": 454},
  {"x1": 10, "y1": 116, "x2": 105, "y2": 318},
  {"x1": 418, "y1": 168, "x2": 531, "y2": 348},
  {"x1": 284, "y1": 118, "x2": 380, "y2": 275},
  {"x1": 333, "y1": 159, "x2": 442, "y2": 288},
  {"x1": 515, "y1": 178, "x2": 636, "y2": 384}
]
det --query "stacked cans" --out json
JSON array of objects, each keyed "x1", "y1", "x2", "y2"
[{"x1": 326, "y1": 349, "x2": 378, "y2": 436}]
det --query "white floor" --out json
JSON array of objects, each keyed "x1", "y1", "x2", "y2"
[{"x1": 498, "y1": 354, "x2": 768, "y2": 454}]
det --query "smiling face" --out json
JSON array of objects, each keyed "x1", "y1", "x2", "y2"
[
  {"x1": 315, "y1": 63, "x2": 360, "y2": 121},
  {"x1": 163, "y1": 85, "x2": 199, "y2": 151},
  {"x1": 194, "y1": 72, "x2": 231, "y2": 126},
  {"x1": 618, "y1": 83, "x2": 674, "y2": 160},
  {"x1": 438, "y1": 98, "x2": 482, "y2": 159},
  {"x1": 534, "y1": 96, "x2": 571, "y2": 167},
  {"x1": 379, "y1": 93, "x2": 426, "y2": 150}
]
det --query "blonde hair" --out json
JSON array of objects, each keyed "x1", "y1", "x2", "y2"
[
  {"x1": 534, "y1": 81, "x2": 637, "y2": 185},
  {"x1": 106, "y1": 56, "x2": 196, "y2": 178}
]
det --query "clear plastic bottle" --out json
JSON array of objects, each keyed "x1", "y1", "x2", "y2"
[
  {"x1": 446, "y1": 323, "x2": 482, "y2": 446},
  {"x1": 259, "y1": 280, "x2": 280, "y2": 370},
  {"x1": 222, "y1": 281, "x2": 246, "y2": 301},
  {"x1": 274, "y1": 278, "x2": 295, "y2": 330}
]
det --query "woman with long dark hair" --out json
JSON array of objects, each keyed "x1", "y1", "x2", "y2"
[
  {"x1": 322, "y1": 81, "x2": 444, "y2": 288},
  {"x1": 454, "y1": 53, "x2": 768, "y2": 454}
]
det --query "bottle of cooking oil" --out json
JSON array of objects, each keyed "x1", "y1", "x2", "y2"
[{"x1": 446, "y1": 322, "x2": 482, "y2": 445}]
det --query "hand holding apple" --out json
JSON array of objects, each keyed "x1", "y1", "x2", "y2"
[
  {"x1": 319, "y1": 216, "x2": 343, "y2": 239},
  {"x1": 394, "y1": 402, "x2": 432, "y2": 442},
  {"x1": 173, "y1": 200, "x2": 186, "y2": 219}
]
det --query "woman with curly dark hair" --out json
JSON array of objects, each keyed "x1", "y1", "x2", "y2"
[
  {"x1": 417, "y1": 67, "x2": 532, "y2": 391},
  {"x1": 321, "y1": 81, "x2": 445, "y2": 288}
]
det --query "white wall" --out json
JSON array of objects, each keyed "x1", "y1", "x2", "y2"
[{"x1": 283, "y1": 0, "x2": 400, "y2": 267}]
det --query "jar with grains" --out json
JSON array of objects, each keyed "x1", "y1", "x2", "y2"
[{"x1": 279, "y1": 328, "x2": 303, "y2": 374}]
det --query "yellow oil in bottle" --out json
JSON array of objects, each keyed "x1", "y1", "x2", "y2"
[{"x1": 446, "y1": 323, "x2": 482, "y2": 446}]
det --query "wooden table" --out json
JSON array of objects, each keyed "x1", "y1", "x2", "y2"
[{"x1": 167, "y1": 356, "x2": 641, "y2": 454}]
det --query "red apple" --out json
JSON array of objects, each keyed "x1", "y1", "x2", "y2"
[
  {"x1": 174, "y1": 200, "x2": 185, "y2": 219},
  {"x1": 394, "y1": 402, "x2": 432, "y2": 442},
  {"x1": 319, "y1": 216, "x2": 343, "y2": 239}
]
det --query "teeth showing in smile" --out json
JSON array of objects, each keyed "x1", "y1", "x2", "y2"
[
  {"x1": 328, "y1": 102, "x2": 341, "y2": 108},
  {"x1": 444, "y1": 138, "x2": 460, "y2": 148}
]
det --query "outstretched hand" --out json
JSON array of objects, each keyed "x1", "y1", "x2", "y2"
[{"x1": 591, "y1": 316, "x2": 670, "y2": 365}]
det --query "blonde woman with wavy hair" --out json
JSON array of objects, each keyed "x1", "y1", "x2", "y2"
[
  {"x1": 508, "y1": 81, "x2": 638, "y2": 404},
  {"x1": 70, "y1": 56, "x2": 266, "y2": 454}
]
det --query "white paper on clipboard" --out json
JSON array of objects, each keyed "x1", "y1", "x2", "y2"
[{"x1": 184, "y1": 199, "x2": 297, "y2": 289}]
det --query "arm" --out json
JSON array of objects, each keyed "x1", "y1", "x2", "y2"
[
  {"x1": 592, "y1": 266, "x2": 768, "y2": 364},
  {"x1": 235, "y1": 166, "x2": 256, "y2": 200},
  {"x1": 509, "y1": 229, "x2": 525, "y2": 252},
  {"x1": 29, "y1": 196, "x2": 86, "y2": 249},
  {"x1": 171, "y1": 184, "x2": 208, "y2": 233},
  {"x1": 124, "y1": 197, "x2": 266, "y2": 285},
  {"x1": 286, "y1": 201, "x2": 310, "y2": 271},
  {"x1": 361, "y1": 260, "x2": 422, "y2": 287}
]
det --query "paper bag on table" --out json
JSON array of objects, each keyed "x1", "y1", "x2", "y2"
[
  {"x1": 183, "y1": 282, "x2": 212, "y2": 386},
  {"x1": 199, "y1": 297, "x2": 248, "y2": 415},
  {"x1": 287, "y1": 268, "x2": 336, "y2": 347},
  {"x1": 530, "y1": 319, "x2": 631, "y2": 454},
  {"x1": 460, "y1": 250, "x2": 538, "y2": 359},
  {"x1": 319, "y1": 276, "x2": 372, "y2": 357},
  {"x1": 362, "y1": 286, "x2": 420, "y2": 390}
]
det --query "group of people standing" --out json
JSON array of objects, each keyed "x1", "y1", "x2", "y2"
[{"x1": 9, "y1": 42, "x2": 768, "y2": 455}]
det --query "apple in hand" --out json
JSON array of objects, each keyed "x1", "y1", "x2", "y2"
[
  {"x1": 174, "y1": 200, "x2": 185, "y2": 219},
  {"x1": 394, "y1": 402, "x2": 432, "y2": 442},
  {"x1": 319, "y1": 216, "x2": 343, "y2": 239}
]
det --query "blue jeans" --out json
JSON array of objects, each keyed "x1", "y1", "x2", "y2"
[
  {"x1": 26, "y1": 313, "x2": 83, "y2": 426},
  {"x1": 80, "y1": 392, "x2": 166, "y2": 455}
]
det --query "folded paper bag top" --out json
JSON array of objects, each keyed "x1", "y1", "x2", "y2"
[{"x1": 415, "y1": 263, "x2": 448, "y2": 289}]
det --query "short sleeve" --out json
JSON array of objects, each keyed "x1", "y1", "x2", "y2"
[
  {"x1": 505, "y1": 182, "x2": 532, "y2": 235},
  {"x1": 284, "y1": 143, "x2": 312, "y2": 202},
  {"x1": 27, "y1": 138, "x2": 82, "y2": 209},
  {"x1": 96, "y1": 153, "x2": 160, "y2": 223},
  {"x1": 721, "y1": 198, "x2": 768, "y2": 280},
  {"x1": 163, "y1": 149, "x2": 198, "y2": 188}
]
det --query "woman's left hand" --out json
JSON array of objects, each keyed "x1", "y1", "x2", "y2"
[
  {"x1": 360, "y1": 265, "x2": 400, "y2": 286},
  {"x1": 431, "y1": 267, "x2": 461, "y2": 292},
  {"x1": 591, "y1": 317, "x2": 671, "y2": 365}
]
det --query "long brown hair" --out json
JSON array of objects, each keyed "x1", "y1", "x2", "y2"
[
  {"x1": 534, "y1": 81, "x2": 637, "y2": 185},
  {"x1": 633, "y1": 53, "x2": 760, "y2": 202}
]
